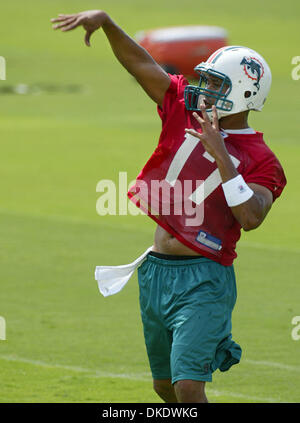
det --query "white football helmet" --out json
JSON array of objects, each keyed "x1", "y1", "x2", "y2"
[{"x1": 184, "y1": 45, "x2": 272, "y2": 119}]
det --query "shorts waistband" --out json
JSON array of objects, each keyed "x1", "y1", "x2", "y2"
[
  {"x1": 147, "y1": 251, "x2": 211, "y2": 266},
  {"x1": 149, "y1": 251, "x2": 203, "y2": 260}
]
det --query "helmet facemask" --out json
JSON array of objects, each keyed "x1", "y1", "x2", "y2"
[{"x1": 184, "y1": 67, "x2": 233, "y2": 119}]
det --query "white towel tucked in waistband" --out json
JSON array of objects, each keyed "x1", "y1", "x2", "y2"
[{"x1": 95, "y1": 246, "x2": 153, "y2": 297}]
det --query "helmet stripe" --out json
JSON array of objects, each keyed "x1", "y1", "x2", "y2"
[
  {"x1": 210, "y1": 46, "x2": 242, "y2": 64},
  {"x1": 207, "y1": 47, "x2": 227, "y2": 63}
]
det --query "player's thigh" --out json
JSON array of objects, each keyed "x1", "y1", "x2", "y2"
[
  {"x1": 170, "y1": 289, "x2": 238, "y2": 383},
  {"x1": 138, "y1": 258, "x2": 173, "y2": 379},
  {"x1": 140, "y1": 314, "x2": 173, "y2": 379}
]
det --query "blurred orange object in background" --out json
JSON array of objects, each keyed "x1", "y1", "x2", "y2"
[{"x1": 135, "y1": 26, "x2": 228, "y2": 79}]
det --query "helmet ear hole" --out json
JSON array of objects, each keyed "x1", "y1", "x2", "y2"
[{"x1": 244, "y1": 91, "x2": 251, "y2": 98}]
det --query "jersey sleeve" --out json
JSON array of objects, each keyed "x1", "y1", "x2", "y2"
[
  {"x1": 242, "y1": 152, "x2": 287, "y2": 202},
  {"x1": 157, "y1": 74, "x2": 189, "y2": 122}
]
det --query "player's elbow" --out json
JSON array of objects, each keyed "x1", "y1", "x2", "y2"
[
  {"x1": 242, "y1": 215, "x2": 262, "y2": 231},
  {"x1": 242, "y1": 223, "x2": 259, "y2": 232},
  {"x1": 241, "y1": 189, "x2": 273, "y2": 231}
]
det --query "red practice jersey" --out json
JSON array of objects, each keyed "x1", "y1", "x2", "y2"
[{"x1": 128, "y1": 74, "x2": 287, "y2": 265}]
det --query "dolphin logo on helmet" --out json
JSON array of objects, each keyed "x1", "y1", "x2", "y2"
[{"x1": 240, "y1": 57, "x2": 264, "y2": 90}]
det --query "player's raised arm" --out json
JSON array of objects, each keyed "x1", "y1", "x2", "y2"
[{"x1": 51, "y1": 10, "x2": 171, "y2": 107}]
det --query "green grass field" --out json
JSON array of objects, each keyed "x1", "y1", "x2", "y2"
[{"x1": 0, "y1": 0, "x2": 299, "y2": 403}]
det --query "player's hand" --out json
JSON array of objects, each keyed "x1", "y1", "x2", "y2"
[
  {"x1": 51, "y1": 10, "x2": 109, "y2": 47},
  {"x1": 185, "y1": 104, "x2": 228, "y2": 161}
]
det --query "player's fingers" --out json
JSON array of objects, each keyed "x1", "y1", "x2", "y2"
[
  {"x1": 84, "y1": 30, "x2": 93, "y2": 47},
  {"x1": 192, "y1": 111, "x2": 209, "y2": 133},
  {"x1": 212, "y1": 105, "x2": 219, "y2": 131},
  {"x1": 59, "y1": 14, "x2": 76, "y2": 18},
  {"x1": 61, "y1": 19, "x2": 81, "y2": 32},
  {"x1": 184, "y1": 128, "x2": 205, "y2": 140},
  {"x1": 52, "y1": 17, "x2": 77, "y2": 30},
  {"x1": 51, "y1": 14, "x2": 76, "y2": 23},
  {"x1": 192, "y1": 111, "x2": 205, "y2": 125},
  {"x1": 199, "y1": 103, "x2": 211, "y2": 124}
]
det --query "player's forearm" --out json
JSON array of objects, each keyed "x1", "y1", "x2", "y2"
[
  {"x1": 230, "y1": 192, "x2": 268, "y2": 231},
  {"x1": 102, "y1": 16, "x2": 158, "y2": 76},
  {"x1": 215, "y1": 153, "x2": 267, "y2": 231},
  {"x1": 101, "y1": 15, "x2": 170, "y2": 105}
]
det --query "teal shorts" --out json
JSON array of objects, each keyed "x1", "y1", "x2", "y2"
[{"x1": 137, "y1": 253, "x2": 242, "y2": 383}]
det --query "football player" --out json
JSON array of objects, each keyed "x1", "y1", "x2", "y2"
[{"x1": 52, "y1": 10, "x2": 286, "y2": 403}]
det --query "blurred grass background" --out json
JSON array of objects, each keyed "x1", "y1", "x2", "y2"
[{"x1": 0, "y1": 0, "x2": 299, "y2": 402}]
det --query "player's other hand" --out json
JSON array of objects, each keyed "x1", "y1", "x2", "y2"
[
  {"x1": 51, "y1": 10, "x2": 108, "y2": 47},
  {"x1": 185, "y1": 104, "x2": 227, "y2": 161}
]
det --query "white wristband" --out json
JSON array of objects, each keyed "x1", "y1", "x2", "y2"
[{"x1": 222, "y1": 174, "x2": 254, "y2": 207}]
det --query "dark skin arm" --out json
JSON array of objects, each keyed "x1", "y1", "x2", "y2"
[
  {"x1": 185, "y1": 104, "x2": 273, "y2": 231},
  {"x1": 51, "y1": 10, "x2": 171, "y2": 107}
]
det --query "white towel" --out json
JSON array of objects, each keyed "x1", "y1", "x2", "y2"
[{"x1": 95, "y1": 246, "x2": 153, "y2": 297}]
